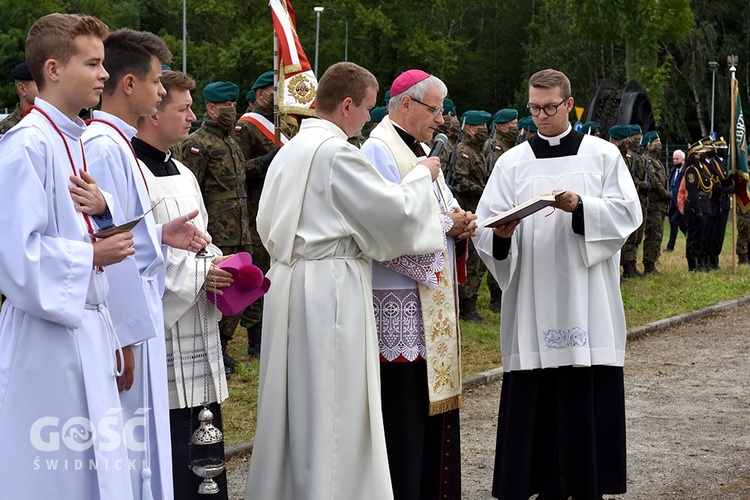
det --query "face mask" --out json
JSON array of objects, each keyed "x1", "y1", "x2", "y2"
[
  {"x1": 437, "y1": 122, "x2": 451, "y2": 134},
  {"x1": 507, "y1": 125, "x2": 519, "y2": 135},
  {"x1": 215, "y1": 106, "x2": 237, "y2": 133},
  {"x1": 474, "y1": 128, "x2": 488, "y2": 143},
  {"x1": 652, "y1": 144, "x2": 662, "y2": 155},
  {"x1": 259, "y1": 92, "x2": 275, "y2": 109}
]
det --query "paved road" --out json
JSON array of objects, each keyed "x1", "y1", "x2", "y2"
[{"x1": 225, "y1": 303, "x2": 750, "y2": 499}]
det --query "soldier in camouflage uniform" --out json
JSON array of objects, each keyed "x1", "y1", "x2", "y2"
[
  {"x1": 429, "y1": 97, "x2": 459, "y2": 172},
  {"x1": 581, "y1": 121, "x2": 601, "y2": 137},
  {"x1": 233, "y1": 71, "x2": 295, "y2": 357},
  {"x1": 516, "y1": 115, "x2": 536, "y2": 144},
  {"x1": 0, "y1": 61, "x2": 38, "y2": 310},
  {"x1": 176, "y1": 81, "x2": 253, "y2": 373},
  {"x1": 453, "y1": 110, "x2": 491, "y2": 322},
  {"x1": 610, "y1": 124, "x2": 649, "y2": 278},
  {"x1": 481, "y1": 108, "x2": 518, "y2": 311},
  {"x1": 482, "y1": 108, "x2": 518, "y2": 172},
  {"x1": 640, "y1": 131, "x2": 672, "y2": 274},
  {"x1": 0, "y1": 61, "x2": 38, "y2": 138}
]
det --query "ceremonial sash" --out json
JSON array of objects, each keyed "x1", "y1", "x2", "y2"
[
  {"x1": 238, "y1": 112, "x2": 289, "y2": 146},
  {"x1": 369, "y1": 116, "x2": 462, "y2": 415}
]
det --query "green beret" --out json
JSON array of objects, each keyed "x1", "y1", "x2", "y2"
[
  {"x1": 518, "y1": 115, "x2": 537, "y2": 132},
  {"x1": 608, "y1": 125, "x2": 630, "y2": 140},
  {"x1": 161, "y1": 64, "x2": 171, "y2": 71},
  {"x1": 443, "y1": 98, "x2": 456, "y2": 116},
  {"x1": 246, "y1": 90, "x2": 256, "y2": 104},
  {"x1": 640, "y1": 130, "x2": 659, "y2": 146},
  {"x1": 384, "y1": 90, "x2": 391, "y2": 103},
  {"x1": 11, "y1": 61, "x2": 33, "y2": 81},
  {"x1": 370, "y1": 106, "x2": 388, "y2": 123},
  {"x1": 462, "y1": 110, "x2": 491, "y2": 126},
  {"x1": 628, "y1": 124, "x2": 642, "y2": 136},
  {"x1": 251, "y1": 71, "x2": 274, "y2": 91},
  {"x1": 581, "y1": 121, "x2": 601, "y2": 134},
  {"x1": 203, "y1": 81, "x2": 239, "y2": 103},
  {"x1": 492, "y1": 108, "x2": 518, "y2": 124}
]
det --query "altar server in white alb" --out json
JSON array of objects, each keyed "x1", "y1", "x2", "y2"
[
  {"x1": 245, "y1": 62, "x2": 445, "y2": 500},
  {"x1": 83, "y1": 29, "x2": 209, "y2": 500},
  {"x1": 0, "y1": 13, "x2": 138, "y2": 499},
  {"x1": 134, "y1": 70, "x2": 232, "y2": 499},
  {"x1": 473, "y1": 69, "x2": 642, "y2": 500}
]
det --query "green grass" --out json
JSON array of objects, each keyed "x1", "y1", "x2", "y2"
[{"x1": 223, "y1": 221, "x2": 750, "y2": 446}]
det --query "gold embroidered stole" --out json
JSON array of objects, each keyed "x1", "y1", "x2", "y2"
[{"x1": 369, "y1": 117, "x2": 462, "y2": 415}]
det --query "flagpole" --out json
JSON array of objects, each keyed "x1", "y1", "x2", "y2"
[
  {"x1": 274, "y1": 32, "x2": 281, "y2": 147},
  {"x1": 730, "y1": 56, "x2": 738, "y2": 273}
]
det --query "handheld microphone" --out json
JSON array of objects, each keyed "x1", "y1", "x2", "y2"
[{"x1": 429, "y1": 133, "x2": 448, "y2": 157}]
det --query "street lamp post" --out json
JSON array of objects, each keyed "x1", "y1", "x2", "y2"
[
  {"x1": 182, "y1": 0, "x2": 187, "y2": 73},
  {"x1": 709, "y1": 61, "x2": 719, "y2": 139},
  {"x1": 314, "y1": 6, "x2": 324, "y2": 76},
  {"x1": 327, "y1": 8, "x2": 348, "y2": 62}
]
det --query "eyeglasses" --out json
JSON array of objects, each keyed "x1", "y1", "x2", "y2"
[
  {"x1": 526, "y1": 98, "x2": 569, "y2": 117},
  {"x1": 410, "y1": 97, "x2": 443, "y2": 116}
]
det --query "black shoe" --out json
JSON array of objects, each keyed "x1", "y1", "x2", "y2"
[
  {"x1": 665, "y1": 246, "x2": 674, "y2": 252},
  {"x1": 489, "y1": 300, "x2": 502, "y2": 312},
  {"x1": 643, "y1": 263, "x2": 660, "y2": 275},
  {"x1": 223, "y1": 352, "x2": 238, "y2": 369},
  {"x1": 247, "y1": 345, "x2": 261, "y2": 359},
  {"x1": 460, "y1": 309, "x2": 486, "y2": 323},
  {"x1": 622, "y1": 262, "x2": 642, "y2": 279}
]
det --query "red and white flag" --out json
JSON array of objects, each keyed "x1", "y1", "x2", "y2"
[{"x1": 270, "y1": 0, "x2": 317, "y2": 116}]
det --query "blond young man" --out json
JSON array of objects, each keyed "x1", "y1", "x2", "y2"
[{"x1": 0, "y1": 13, "x2": 138, "y2": 499}]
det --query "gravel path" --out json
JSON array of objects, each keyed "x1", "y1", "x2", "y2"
[{"x1": 224, "y1": 303, "x2": 750, "y2": 499}]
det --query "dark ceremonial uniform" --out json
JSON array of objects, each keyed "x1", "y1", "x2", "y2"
[
  {"x1": 176, "y1": 113, "x2": 253, "y2": 361},
  {"x1": 683, "y1": 157, "x2": 714, "y2": 271},
  {"x1": 704, "y1": 153, "x2": 733, "y2": 269}
]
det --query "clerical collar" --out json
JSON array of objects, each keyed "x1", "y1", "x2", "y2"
[
  {"x1": 536, "y1": 123, "x2": 572, "y2": 146},
  {"x1": 132, "y1": 136, "x2": 180, "y2": 177},
  {"x1": 528, "y1": 125, "x2": 583, "y2": 159},
  {"x1": 391, "y1": 120, "x2": 426, "y2": 157}
]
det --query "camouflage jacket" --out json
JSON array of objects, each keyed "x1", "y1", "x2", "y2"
[
  {"x1": 0, "y1": 104, "x2": 24, "y2": 138},
  {"x1": 647, "y1": 153, "x2": 672, "y2": 211},
  {"x1": 175, "y1": 115, "x2": 252, "y2": 247},
  {"x1": 481, "y1": 129, "x2": 515, "y2": 172},
  {"x1": 453, "y1": 134, "x2": 488, "y2": 212}
]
